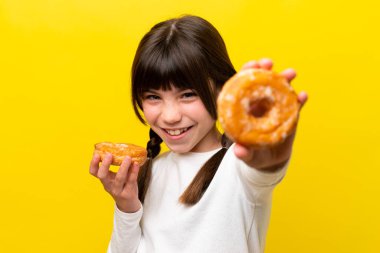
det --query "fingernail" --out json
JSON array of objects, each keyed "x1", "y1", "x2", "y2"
[
  {"x1": 260, "y1": 57, "x2": 271, "y2": 62},
  {"x1": 259, "y1": 58, "x2": 273, "y2": 67}
]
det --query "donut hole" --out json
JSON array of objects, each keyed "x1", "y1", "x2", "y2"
[{"x1": 249, "y1": 98, "x2": 273, "y2": 118}]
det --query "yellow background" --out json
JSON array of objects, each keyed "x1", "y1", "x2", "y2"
[{"x1": 1, "y1": 0, "x2": 379, "y2": 252}]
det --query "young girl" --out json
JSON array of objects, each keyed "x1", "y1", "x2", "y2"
[{"x1": 90, "y1": 15, "x2": 307, "y2": 253}]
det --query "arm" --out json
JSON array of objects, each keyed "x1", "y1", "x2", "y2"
[
  {"x1": 107, "y1": 205, "x2": 143, "y2": 253},
  {"x1": 234, "y1": 58, "x2": 308, "y2": 172},
  {"x1": 90, "y1": 153, "x2": 143, "y2": 252}
]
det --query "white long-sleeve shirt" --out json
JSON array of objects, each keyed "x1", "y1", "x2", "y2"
[{"x1": 107, "y1": 144, "x2": 287, "y2": 253}]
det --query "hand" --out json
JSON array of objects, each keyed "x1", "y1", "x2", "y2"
[
  {"x1": 89, "y1": 153, "x2": 141, "y2": 213},
  {"x1": 234, "y1": 58, "x2": 308, "y2": 171}
]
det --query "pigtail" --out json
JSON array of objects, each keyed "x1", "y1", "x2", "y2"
[
  {"x1": 179, "y1": 133, "x2": 233, "y2": 205},
  {"x1": 138, "y1": 129, "x2": 162, "y2": 203}
]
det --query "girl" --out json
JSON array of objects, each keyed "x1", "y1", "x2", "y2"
[{"x1": 90, "y1": 15, "x2": 307, "y2": 253}]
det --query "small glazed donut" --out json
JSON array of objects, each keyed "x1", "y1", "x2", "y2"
[
  {"x1": 94, "y1": 142, "x2": 147, "y2": 166},
  {"x1": 217, "y1": 68, "x2": 300, "y2": 147}
]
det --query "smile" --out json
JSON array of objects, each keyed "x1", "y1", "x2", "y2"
[{"x1": 164, "y1": 127, "x2": 190, "y2": 136}]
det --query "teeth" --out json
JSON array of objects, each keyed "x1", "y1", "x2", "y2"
[{"x1": 166, "y1": 128, "x2": 188, "y2": 136}]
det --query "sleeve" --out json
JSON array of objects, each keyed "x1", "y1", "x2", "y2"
[
  {"x1": 230, "y1": 145, "x2": 289, "y2": 203},
  {"x1": 238, "y1": 158, "x2": 288, "y2": 188},
  {"x1": 107, "y1": 204, "x2": 143, "y2": 253}
]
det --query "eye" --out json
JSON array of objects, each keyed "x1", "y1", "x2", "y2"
[
  {"x1": 181, "y1": 91, "x2": 198, "y2": 99},
  {"x1": 143, "y1": 94, "x2": 161, "y2": 101}
]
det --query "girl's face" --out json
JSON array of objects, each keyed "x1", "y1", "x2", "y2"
[{"x1": 142, "y1": 86, "x2": 221, "y2": 153}]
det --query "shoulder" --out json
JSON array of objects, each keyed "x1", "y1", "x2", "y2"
[
  {"x1": 152, "y1": 151, "x2": 172, "y2": 166},
  {"x1": 147, "y1": 151, "x2": 171, "y2": 177},
  {"x1": 154, "y1": 150, "x2": 171, "y2": 160},
  {"x1": 220, "y1": 143, "x2": 240, "y2": 165}
]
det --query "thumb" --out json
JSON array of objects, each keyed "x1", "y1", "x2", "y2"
[{"x1": 234, "y1": 143, "x2": 254, "y2": 163}]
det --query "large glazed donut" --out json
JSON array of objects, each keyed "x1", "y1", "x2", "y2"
[
  {"x1": 217, "y1": 69, "x2": 300, "y2": 147},
  {"x1": 94, "y1": 142, "x2": 147, "y2": 166}
]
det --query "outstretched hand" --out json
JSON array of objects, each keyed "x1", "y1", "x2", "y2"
[
  {"x1": 234, "y1": 58, "x2": 308, "y2": 171},
  {"x1": 89, "y1": 153, "x2": 142, "y2": 213}
]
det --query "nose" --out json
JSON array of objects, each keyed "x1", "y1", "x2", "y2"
[{"x1": 161, "y1": 102, "x2": 182, "y2": 124}]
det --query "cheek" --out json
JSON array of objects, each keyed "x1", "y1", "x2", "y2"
[
  {"x1": 189, "y1": 101, "x2": 212, "y2": 118},
  {"x1": 184, "y1": 99, "x2": 203, "y2": 111},
  {"x1": 143, "y1": 113, "x2": 155, "y2": 125},
  {"x1": 142, "y1": 105, "x2": 158, "y2": 124}
]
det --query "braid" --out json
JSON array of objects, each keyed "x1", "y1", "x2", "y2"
[
  {"x1": 179, "y1": 133, "x2": 232, "y2": 205},
  {"x1": 221, "y1": 133, "x2": 233, "y2": 149},
  {"x1": 138, "y1": 129, "x2": 162, "y2": 203},
  {"x1": 147, "y1": 129, "x2": 162, "y2": 158}
]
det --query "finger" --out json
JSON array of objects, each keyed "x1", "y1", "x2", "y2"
[
  {"x1": 233, "y1": 144, "x2": 254, "y2": 163},
  {"x1": 298, "y1": 91, "x2": 308, "y2": 109},
  {"x1": 97, "y1": 153, "x2": 113, "y2": 181},
  {"x1": 126, "y1": 162, "x2": 141, "y2": 185},
  {"x1": 258, "y1": 58, "x2": 273, "y2": 70},
  {"x1": 281, "y1": 68, "x2": 297, "y2": 82},
  {"x1": 113, "y1": 156, "x2": 132, "y2": 195},
  {"x1": 89, "y1": 152, "x2": 101, "y2": 176},
  {"x1": 241, "y1": 60, "x2": 260, "y2": 70}
]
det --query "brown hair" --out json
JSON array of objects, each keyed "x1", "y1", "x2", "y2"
[{"x1": 131, "y1": 15, "x2": 235, "y2": 205}]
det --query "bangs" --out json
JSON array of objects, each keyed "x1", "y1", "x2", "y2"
[{"x1": 134, "y1": 40, "x2": 208, "y2": 93}]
